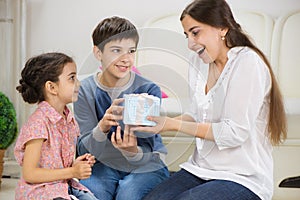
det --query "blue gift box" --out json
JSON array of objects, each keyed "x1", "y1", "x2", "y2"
[{"x1": 123, "y1": 93, "x2": 160, "y2": 126}]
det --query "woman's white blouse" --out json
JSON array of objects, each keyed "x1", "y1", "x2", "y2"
[{"x1": 181, "y1": 47, "x2": 273, "y2": 200}]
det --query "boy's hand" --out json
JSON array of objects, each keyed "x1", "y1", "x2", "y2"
[
  {"x1": 98, "y1": 98, "x2": 124, "y2": 133},
  {"x1": 111, "y1": 125, "x2": 138, "y2": 157}
]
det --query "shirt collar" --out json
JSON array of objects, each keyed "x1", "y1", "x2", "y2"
[
  {"x1": 38, "y1": 101, "x2": 75, "y2": 124},
  {"x1": 227, "y1": 46, "x2": 246, "y2": 59}
]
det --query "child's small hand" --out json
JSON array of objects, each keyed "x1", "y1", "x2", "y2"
[
  {"x1": 111, "y1": 125, "x2": 138, "y2": 157},
  {"x1": 98, "y1": 98, "x2": 124, "y2": 133},
  {"x1": 85, "y1": 153, "x2": 96, "y2": 167},
  {"x1": 71, "y1": 160, "x2": 92, "y2": 180},
  {"x1": 74, "y1": 153, "x2": 96, "y2": 167}
]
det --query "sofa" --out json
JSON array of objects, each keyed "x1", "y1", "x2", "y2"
[{"x1": 135, "y1": 10, "x2": 300, "y2": 200}]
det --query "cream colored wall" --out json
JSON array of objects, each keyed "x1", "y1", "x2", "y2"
[{"x1": 25, "y1": 0, "x2": 300, "y2": 74}]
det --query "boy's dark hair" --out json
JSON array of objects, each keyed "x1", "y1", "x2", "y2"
[
  {"x1": 16, "y1": 52, "x2": 74, "y2": 104},
  {"x1": 92, "y1": 16, "x2": 139, "y2": 51}
]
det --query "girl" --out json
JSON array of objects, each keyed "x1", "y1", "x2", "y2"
[{"x1": 15, "y1": 52, "x2": 98, "y2": 200}]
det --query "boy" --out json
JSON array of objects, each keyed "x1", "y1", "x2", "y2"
[{"x1": 73, "y1": 16, "x2": 169, "y2": 200}]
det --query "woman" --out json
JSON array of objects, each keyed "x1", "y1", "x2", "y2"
[{"x1": 132, "y1": 0, "x2": 287, "y2": 199}]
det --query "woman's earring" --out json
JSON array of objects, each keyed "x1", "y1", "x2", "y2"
[{"x1": 221, "y1": 36, "x2": 225, "y2": 40}]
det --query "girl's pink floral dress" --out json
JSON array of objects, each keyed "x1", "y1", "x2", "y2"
[{"x1": 14, "y1": 101, "x2": 90, "y2": 200}]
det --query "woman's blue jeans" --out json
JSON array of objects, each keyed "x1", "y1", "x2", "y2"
[
  {"x1": 80, "y1": 161, "x2": 169, "y2": 200},
  {"x1": 143, "y1": 169, "x2": 261, "y2": 200}
]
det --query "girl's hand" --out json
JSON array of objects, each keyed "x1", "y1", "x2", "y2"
[
  {"x1": 98, "y1": 98, "x2": 124, "y2": 133},
  {"x1": 111, "y1": 125, "x2": 138, "y2": 157},
  {"x1": 72, "y1": 155, "x2": 92, "y2": 180},
  {"x1": 22, "y1": 140, "x2": 93, "y2": 183},
  {"x1": 131, "y1": 116, "x2": 168, "y2": 134},
  {"x1": 74, "y1": 153, "x2": 96, "y2": 167},
  {"x1": 85, "y1": 153, "x2": 96, "y2": 167}
]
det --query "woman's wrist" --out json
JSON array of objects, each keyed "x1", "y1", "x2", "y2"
[{"x1": 166, "y1": 117, "x2": 180, "y2": 132}]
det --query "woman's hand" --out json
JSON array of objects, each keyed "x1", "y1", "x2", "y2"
[
  {"x1": 111, "y1": 125, "x2": 138, "y2": 157},
  {"x1": 98, "y1": 98, "x2": 124, "y2": 133},
  {"x1": 131, "y1": 115, "x2": 168, "y2": 134}
]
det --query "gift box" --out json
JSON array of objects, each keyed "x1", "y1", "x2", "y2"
[{"x1": 123, "y1": 93, "x2": 160, "y2": 126}]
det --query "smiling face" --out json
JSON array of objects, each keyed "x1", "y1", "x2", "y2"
[
  {"x1": 95, "y1": 38, "x2": 136, "y2": 87},
  {"x1": 181, "y1": 14, "x2": 229, "y2": 64}
]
